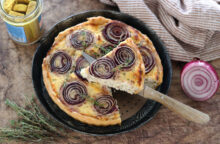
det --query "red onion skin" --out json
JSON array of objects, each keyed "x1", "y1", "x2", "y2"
[
  {"x1": 94, "y1": 95, "x2": 116, "y2": 115},
  {"x1": 181, "y1": 60, "x2": 219, "y2": 101},
  {"x1": 70, "y1": 30, "x2": 94, "y2": 50},
  {"x1": 114, "y1": 45, "x2": 136, "y2": 69},
  {"x1": 61, "y1": 82, "x2": 87, "y2": 105},
  {"x1": 139, "y1": 46, "x2": 155, "y2": 74},
  {"x1": 102, "y1": 22, "x2": 130, "y2": 44},
  {"x1": 89, "y1": 57, "x2": 116, "y2": 79}
]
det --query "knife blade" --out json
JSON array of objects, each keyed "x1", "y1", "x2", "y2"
[{"x1": 82, "y1": 52, "x2": 96, "y2": 64}]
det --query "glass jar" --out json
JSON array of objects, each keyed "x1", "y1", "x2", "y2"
[{"x1": 0, "y1": 0, "x2": 43, "y2": 45}]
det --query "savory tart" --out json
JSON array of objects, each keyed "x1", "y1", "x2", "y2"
[
  {"x1": 81, "y1": 38, "x2": 145, "y2": 94},
  {"x1": 42, "y1": 16, "x2": 163, "y2": 126}
]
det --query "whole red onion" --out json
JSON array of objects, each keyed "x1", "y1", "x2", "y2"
[{"x1": 181, "y1": 60, "x2": 219, "y2": 101}]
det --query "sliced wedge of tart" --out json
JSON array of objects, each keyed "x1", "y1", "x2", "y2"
[{"x1": 81, "y1": 38, "x2": 145, "y2": 94}]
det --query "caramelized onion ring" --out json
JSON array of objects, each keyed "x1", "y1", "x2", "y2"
[
  {"x1": 75, "y1": 56, "x2": 90, "y2": 80},
  {"x1": 70, "y1": 30, "x2": 94, "y2": 49},
  {"x1": 114, "y1": 45, "x2": 135, "y2": 69},
  {"x1": 94, "y1": 95, "x2": 116, "y2": 115},
  {"x1": 102, "y1": 22, "x2": 130, "y2": 44},
  {"x1": 61, "y1": 82, "x2": 87, "y2": 105},
  {"x1": 89, "y1": 57, "x2": 116, "y2": 79},
  {"x1": 50, "y1": 52, "x2": 72, "y2": 74},
  {"x1": 139, "y1": 46, "x2": 155, "y2": 73}
]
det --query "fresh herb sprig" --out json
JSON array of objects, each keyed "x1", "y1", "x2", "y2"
[
  {"x1": 112, "y1": 58, "x2": 131, "y2": 72},
  {"x1": 138, "y1": 40, "x2": 145, "y2": 47},
  {"x1": 80, "y1": 94, "x2": 104, "y2": 107},
  {"x1": 0, "y1": 98, "x2": 67, "y2": 143},
  {"x1": 80, "y1": 31, "x2": 88, "y2": 48},
  {"x1": 93, "y1": 44, "x2": 113, "y2": 57},
  {"x1": 99, "y1": 45, "x2": 114, "y2": 56},
  {"x1": 82, "y1": 41, "x2": 88, "y2": 48}
]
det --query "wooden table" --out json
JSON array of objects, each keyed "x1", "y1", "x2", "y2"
[{"x1": 0, "y1": 0, "x2": 219, "y2": 143}]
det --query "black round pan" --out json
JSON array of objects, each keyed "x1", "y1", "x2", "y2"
[{"x1": 32, "y1": 10, "x2": 172, "y2": 136}]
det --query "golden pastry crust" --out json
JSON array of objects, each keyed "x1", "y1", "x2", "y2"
[{"x1": 42, "y1": 16, "x2": 163, "y2": 126}]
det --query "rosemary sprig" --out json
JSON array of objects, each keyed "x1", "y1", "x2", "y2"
[{"x1": 0, "y1": 98, "x2": 66, "y2": 143}]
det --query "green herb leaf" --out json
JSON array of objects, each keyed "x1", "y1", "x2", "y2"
[
  {"x1": 112, "y1": 59, "x2": 131, "y2": 72},
  {"x1": 138, "y1": 40, "x2": 145, "y2": 47},
  {"x1": 79, "y1": 94, "x2": 104, "y2": 107}
]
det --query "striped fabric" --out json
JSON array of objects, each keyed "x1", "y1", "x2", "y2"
[{"x1": 100, "y1": 0, "x2": 220, "y2": 62}]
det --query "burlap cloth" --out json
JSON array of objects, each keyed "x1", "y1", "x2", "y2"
[{"x1": 100, "y1": 0, "x2": 220, "y2": 62}]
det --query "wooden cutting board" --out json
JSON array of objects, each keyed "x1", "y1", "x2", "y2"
[{"x1": 0, "y1": 0, "x2": 219, "y2": 143}]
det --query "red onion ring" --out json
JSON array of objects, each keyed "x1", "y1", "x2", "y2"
[
  {"x1": 50, "y1": 52, "x2": 72, "y2": 74},
  {"x1": 70, "y1": 30, "x2": 94, "y2": 50},
  {"x1": 102, "y1": 22, "x2": 130, "y2": 44},
  {"x1": 61, "y1": 82, "x2": 87, "y2": 105},
  {"x1": 181, "y1": 60, "x2": 219, "y2": 101},
  {"x1": 89, "y1": 57, "x2": 116, "y2": 79},
  {"x1": 114, "y1": 45, "x2": 135, "y2": 69},
  {"x1": 94, "y1": 95, "x2": 116, "y2": 115},
  {"x1": 139, "y1": 46, "x2": 155, "y2": 73},
  {"x1": 75, "y1": 56, "x2": 90, "y2": 80}
]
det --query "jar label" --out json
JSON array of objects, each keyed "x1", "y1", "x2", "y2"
[{"x1": 5, "y1": 23, "x2": 27, "y2": 43}]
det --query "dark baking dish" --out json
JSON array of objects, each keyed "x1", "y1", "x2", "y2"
[{"x1": 32, "y1": 10, "x2": 172, "y2": 136}]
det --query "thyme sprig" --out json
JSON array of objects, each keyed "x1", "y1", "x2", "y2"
[
  {"x1": 112, "y1": 58, "x2": 131, "y2": 72},
  {"x1": 0, "y1": 98, "x2": 67, "y2": 143},
  {"x1": 138, "y1": 40, "x2": 145, "y2": 47},
  {"x1": 93, "y1": 44, "x2": 113, "y2": 57},
  {"x1": 80, "y1": 30, "x2": 88, "y2": 48},
  {"x1": 99, "y1": 45, "x2": 114, "y2": 56}
]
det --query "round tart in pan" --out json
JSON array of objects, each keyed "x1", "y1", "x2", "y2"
[{"x1": 42, "y1": 16, "x2": 163, "y2": 126}]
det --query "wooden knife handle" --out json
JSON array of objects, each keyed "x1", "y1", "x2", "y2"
[{"x1": 139, "y1": 86, "x2": 210, "y2": 124}]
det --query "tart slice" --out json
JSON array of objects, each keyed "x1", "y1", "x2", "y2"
[{"x1": 81, "y1": 38, "x2": 145, "y2": 94}]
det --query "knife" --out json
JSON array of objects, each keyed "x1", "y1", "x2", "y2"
[
  {"x1": 82, "y1": 52, "x2": 95, "y2": 64},
  {"x1": 82, "y1": 52, "x2": 210, "y2": 124}
]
